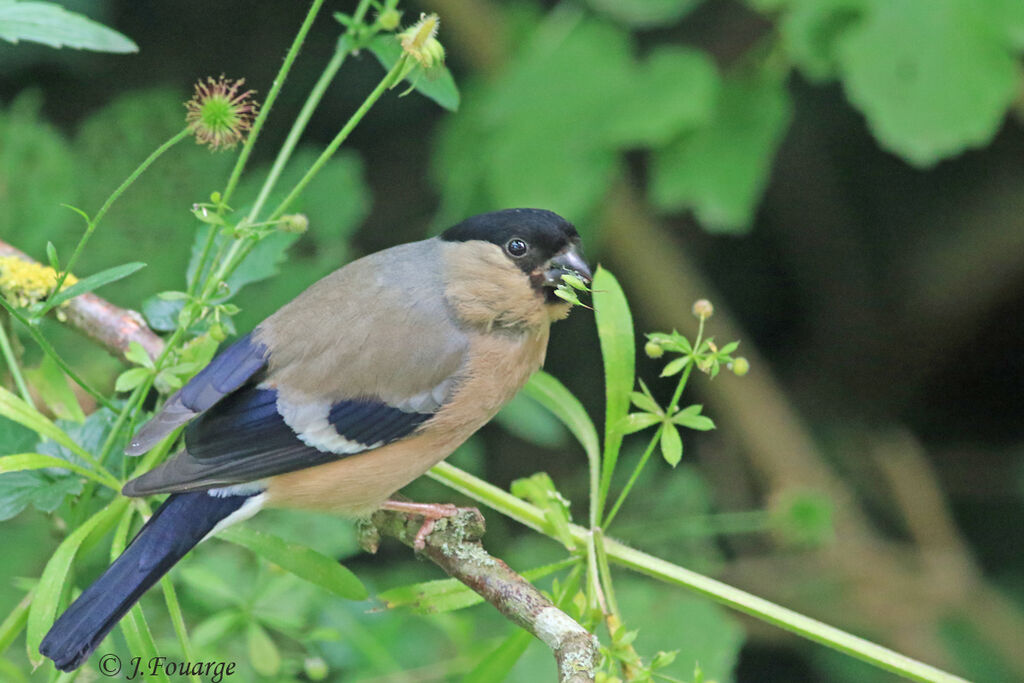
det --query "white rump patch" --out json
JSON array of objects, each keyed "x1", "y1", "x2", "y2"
[{"x1": 203, "y1": 492, "x2": 266, "y2": 542}]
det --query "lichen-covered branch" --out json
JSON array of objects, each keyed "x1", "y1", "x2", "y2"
[
  {"x1": 362, "y1": 508, "x2": 599, "y2": 683},
  {"x1": 0, "y1": 240, "x2": 164, "y2": 362}
]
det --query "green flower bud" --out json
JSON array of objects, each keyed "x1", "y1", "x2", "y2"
[
  {"x1": 378, "y1": 8, "x2": 402, "y2": 30},
  {"x1": 399, "y1": 13, "x2": 445, "y2": 69},
  {"x1": 644, "y1": 340, "x2": 664, "y2": 358},
  {"x1": 731, "y1": 357, "x2": 750, "y2": 376},
  {"x1": 279, "y1": 213, "x2": 309, "y2": 234}
]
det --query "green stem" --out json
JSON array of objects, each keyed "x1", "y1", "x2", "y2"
[
  {"x1": 161, "y1": 578, "x2": 201, "y2": 683},
  {"x1": 43, "y1": 128, "x2": 190, "y2": 316},
  {"x1": 0, "y1": 297, "x2": 117, "y2": 411},
  {"x1": 430, "y1": 463, "x2": 968, "y2": 683},
  {"x1": 604, "y1": 329, "x2": 700, "y2": 529},
  {"x1": 602, "y1": 428, "x2": 660, "y2": 528},
  {"x1": 246, "y1": 0, "x2": 374, "y2": 224},
  {"x1": 592, "y1": 527, "x2": 619, "y2": 616},
  {"x1": 0, "y1": 316, "x2": 32, "y2": 407},
  {"x1": 268, "y1": 54, "x2": 412, "y2": 222},
  {"x1": 220, "y1": 0, "x2": 328, "y2": 207},
  {"x1": 186, "y1": 226, "x2": 220, "y2": 298}
]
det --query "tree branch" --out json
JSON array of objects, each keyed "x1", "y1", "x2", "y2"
[
  {"x1": 361, "y1": 507, "x2": 599, "y2": 683},
  {"x1": 0, "y1": 239, "x2": 164, "y2": 363}
]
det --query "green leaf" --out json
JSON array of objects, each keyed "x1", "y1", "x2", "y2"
[
  {"x1": 114, "y1": 367, "x2": 151, "y2": 392},
  {"x1": 378, "y1": 577, "x2": 484, "y2": 614},
  {"x1": 0, "y1": 452, "x2": 113, "y2": 487},
  {"x1": 593, "y1": 267, "x2": 636, "y2": 500},
  {"x1": 26, "y1": 500, "x2": 125, "y2": 666},
  {"x1": 780, "y1": 0, "x2": 865, "y2": 82},
  {"x1": 672, "y1": 405, "x2": 716, "y2": 431},
  {"x1": 651, "y1": 71, "x2": 792, "y2": 232},
  {"x1": 619, "y1": 412, "x2": 662, "y2": 435},
  {"x1": 0, "y1": 1, "x2": 138, "y2": 52},
  {"x1": 660, "y1": 356, "x2": 689, "y2": 378},
  {"x1": 835, "y1": 0, "x2": 1020, "y2": 167},
  {"x1": 142, "y1": 295, "x2": 184, "y2": 332},
  {"x1": 247, "y1": 621, "x2": 281, "y2": 677},
  {"x1": 24, "y1": 354, "x2": 84, "y2": 422},
  {"x1": 124, "y1": 340, "x2": 154, "y2": 369},
  {"x1": 461, "y1": 629, "x2": 533, "y2": 683},
  {"x1": 659, "y1": 424, "x2": 683, "y2": 466},
  {"x1": 629, "y1": 391, "x2": 661, "y2": 415},
  {"x1": 45, "y1": 241, "x2": 59, "y2": 271},
  {"x1": 604, "y1": 46, "x2": 719, "y2": 147},
  {"x1": 191, "y1": 611, "x2": 244, "y2": 648},
  {"x1": 522, "y1": 371, "x2": 601, "y2": 468},
  {"x1": 585, "y1": 0, "x2": 702, "y2": 27},
  {"x1": 224, "y1": 232, "x2": 298, "y2": 298},
  {"x1": 367, "y1": 34, "x2": 460, "y2": 111},
  {"x1": 45, "y1": 261, "x2": 146, "y2": 309},
  {"x1": 511, "y1": 472, "x2": 575, "y2": 549},
  {"x1": 494, "y1": 390, "x2": 569, "y2": 449},
  {"x1": 0, "y1": 385, "x2": 91, "y2": 461},
  {"x1": 217, "y1": 526, "x2": 367, "y2": 600},
  {"x1": 0, "y1": 588, "x2": 33, "y2": 656},
  {"x1": 0, "y1": 469, "x2": 82, "y2": 520}
]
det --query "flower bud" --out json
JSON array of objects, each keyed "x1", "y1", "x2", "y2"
[
  {"x1": 399, "y1": 13, "x2": 445, "y2": 69},
  {"x1": 731, "y1": 357, "x2": 750, "y2": 376},
  {"x1": 378, "y1": 8, "x2": 402, "y2": 31},
  {"x1": 692, "y1": 298, "x2": 713, "y2": 320},
  {"x1": 279, "y1": 213, "x2": 309, "y2": 234},
  {"x1": 644, "y1": 340, "x2": 664, "y2": 358}
]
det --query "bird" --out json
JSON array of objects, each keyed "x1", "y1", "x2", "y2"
[{"x1": 39, "y1": 208, "x2": 592, "y2": 671}]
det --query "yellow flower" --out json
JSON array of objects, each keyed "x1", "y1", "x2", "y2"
[{"x1": 0, "y1": 256, "x2": 78, "y2": 319}]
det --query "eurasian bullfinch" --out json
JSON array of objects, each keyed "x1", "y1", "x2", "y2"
[{"x1": 40, "y1": 208, "x2": 591, "y2": 671}]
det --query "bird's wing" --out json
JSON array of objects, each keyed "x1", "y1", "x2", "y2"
[
  {"x1": 124, "y1": 332, "x2": 270, "y2": 455},
  {"x1": 122, "y1": 239, "x2": 470, "y2": 496}
]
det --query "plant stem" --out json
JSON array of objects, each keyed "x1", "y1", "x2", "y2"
[
  {"x1": 430, "y1": 462, "x2": 969, "y2": 683},
  {"x1": 43, "y1": 128, "x2": 190, "y2": 316},
  {"x1": 0, "y1": 297, "x2": 117, "y2": 411},
  {"x1": 604, "y1": 327, "x2": 701, "y2": 529},
  {"x1": 268, "y1": 54, "x2": 412, "y2": 221},
  {"x1": 602, "y1": 428, "x2": 660, "y2": 528},
  {"x1": 0, "y1": 316, "x2": 32, "y2": 407},
  {"x1": 246, "y1": 0, "x2": 374, "y2": 224},
  {"x1": 219, "y1": 0, "x2": 328, "y2": 207}
]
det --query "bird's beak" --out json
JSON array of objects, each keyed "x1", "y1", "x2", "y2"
[{"x1": 541, "y1": 242, "x2": 593, "y2": 288}]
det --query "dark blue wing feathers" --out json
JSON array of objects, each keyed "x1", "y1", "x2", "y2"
[
  {"x1": 123, "y1": 387, "x2": 435, "y2": 495},
  {"x1": 328, "y1": 399, "x2": 432, "y2": 445},
  {"x1": 178, "y1": 332, "x2": 270, "y2": 412},
  {"x1": 41, "y1": 491, "x2": 252, "y2": 670},
  {"x1": 125, "y1": 333, "x2": 270, "y2": 456}
]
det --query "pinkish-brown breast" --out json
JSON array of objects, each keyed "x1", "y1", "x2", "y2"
[{"x1": 263, "y1": 327, "x2": 551, "y2": 516}]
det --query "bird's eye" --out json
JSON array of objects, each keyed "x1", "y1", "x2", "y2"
[{"x1": 506, "y1": 239, "x2": 528, "y2": 257}]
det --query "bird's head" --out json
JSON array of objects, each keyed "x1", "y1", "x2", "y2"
[{"x1": 439, "y1": 208, "x2": 592, "y2": 330}]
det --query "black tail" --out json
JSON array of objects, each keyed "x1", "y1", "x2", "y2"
[{"x1": 40, "y1": 491, "x2": 251, "y2": 671}]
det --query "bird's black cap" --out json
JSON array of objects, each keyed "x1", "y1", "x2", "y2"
[{"x1": 440, "y1": 208, "x2": 580, "y2": 274}]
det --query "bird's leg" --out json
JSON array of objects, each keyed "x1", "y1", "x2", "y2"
[{"x1": 379, "y1": 500, "x2": 464, "y2": 550}]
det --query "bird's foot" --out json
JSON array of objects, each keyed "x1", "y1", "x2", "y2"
[{"x1": 379, "y1": 500, "x2": 464, "y2": 551}]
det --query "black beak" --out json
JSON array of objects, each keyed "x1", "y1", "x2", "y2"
[{"x1": 541, "y1": 242, "x2": 592, "y2": 287}]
